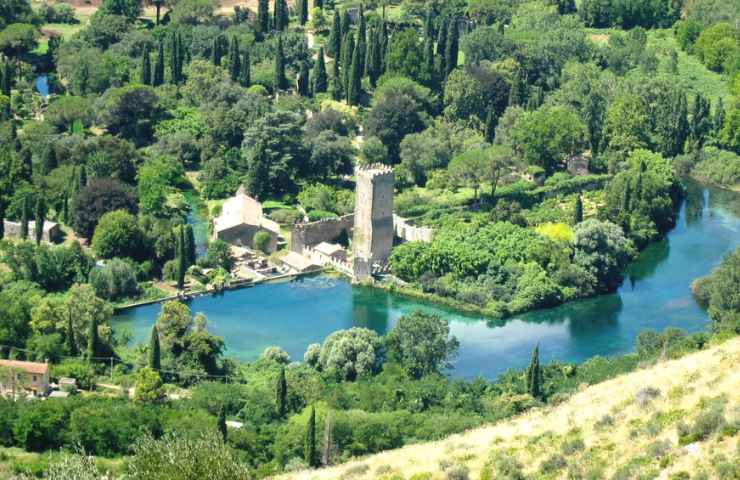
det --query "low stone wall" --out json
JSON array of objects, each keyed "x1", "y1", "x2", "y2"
[
  {"x1": 3, "y1": 220, "x2": 61, "y2": 243},
  {"x1": 393, "y1": 215, "x2": 433, "y2": 243},
  {"x1": 291, "y1": 214, "x2": 354, "y2": 253}
]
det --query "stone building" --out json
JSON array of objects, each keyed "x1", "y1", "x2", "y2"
[
  {"x1": 3, "y1": 220, "x2": 61, "y2": 243},
  {"x1": 212, "y1": 186, "x2": 281, "y2": 253},
  {"x1": 352, "y1": 164, "x2": 394, "y2": 280}
]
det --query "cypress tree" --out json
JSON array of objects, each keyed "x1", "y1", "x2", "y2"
[
  {"x1": 20, "y1": 196, "x2": 29, "y2": 239},
  {"x1": 526, "y1": 345, "x2": 542, "y2": 400},
  {"x1": 41, "y1": 144, "x2": 57, "y2": 175},
  {"x1": 62, "y1": 191, "x2": 69, "y2": 225},
  {"x1": 149, "y1": 326, "x2": 161, "y2": 370},
  {"x1": 574, "y1": 195, "x2": 583, "y2": 224},
  {"x1": 527, "y1": 86, "x2": 543, "y2": 111},
  {"x1": 298, "y1": 0, "x2": 308, "y2": 25},
  {"x1": 331, "y1": 53, "x2": 343, "y2": 100},
  {"x1": 1, "y1": 61, "x2": 12, "y2": 97},
  {"x1": 356, "y1": 4, "x2": 366, "y2": 77},
  {"x1": 237, "y1": 50, "x2": 250, "y2": 88},
  {"x1": 229, "y1": 36, "x2": 240, "y2": 82},
  {"x1": 298, "y1": 61, "x2": 310, "y2": 96},
  {"x1": 312, "y1": 48, "x2": 328, "y2": 94},
  {"x1": 275, "y1": 0, "x2": 288, "y2": 31},
  {"x1": 621, "y1": 181, "x2": 632, "y2": 213},
  {"x1": 78, "y1": 164, "x2": 87, "y2": 188},
  {"x1": 274, "y1": 36, "x2": 286, "y2": 92},
  {"x1": 635, "y1": 169, "x2": 643, "y2": 202},
  {"x1": 444, "y1": 18, "x2": 459, "y2": 77},
  {"x1": 140, "y1": 46, "x2": 152, "y2": 85},
  {"x1": 341, "y1": 33, "x2": 354, "y2": 97},
  {"x1": 484, "y1": 108, "x2": 497, "y2": 144},
  {"x1": 347, "y1": 36, "x2": 362, "y2": 105},
  {"x1": 275, "y1": 366, "x2": 287, "y2": 417},
  {"x1": 218, "y1": 405, "x2": 228, "y2": 442},
  {"x1": 211, "y1": 36, "x2": 222, "y2": 66},
  {"x1": 169, "y1": 33, "x2": 178, "y2": 83},
  {"x1": 437, "y1": 18, "x2": 448, "y2": 78},
  {"x1": 0, "y1": 202, "x2": 5, "y2": 240},
  {"x1": 379, "y1": 21, "x2": 388, "y2": 72},
  {"x1": 305, "y1": 405, "x2": 318, "y2": 467},
  {"x1": 423, "y1": 36, "x2": 435, "y2": 88},
  {"x1": 184, "y1": 224, "x2": 196, "y2": 267},
  {"x1": 153, "y1": 40, "x2": 165, "y2": 87},
  {"x1": 257, "y1": 0, "x2": 269, "y2": 34},
  {"x1": 714, "y1": 98, "x2": 725, "y2": 140},
  {"x1": 315, "y1": 0, "x2": 323, "y2": 8},
  {"x1": 340, "y1": 10, "x2": 351, "y2": 41},
  {"x1": 368, "y1": 28, "x2": 382, "y2": 87},
  {"x1": 66, "y1": 310, "x2": 76, "y2": 356},
  {"x1": 689, "y1": 93, "x2": 711, "y2": 150},
  {"x1": 328, "y1": 11, "x2": 342, "y2": 59},
  {"x1": 177, "y1": 226, "x2": 186, "y2": 289},
  {"x1": 424, "y1": 7, "x2": 435, "y2": 39},
  {"x1": 20, "y1": 149, "x2": 33, "y2": 182},
  {"x1": 508, "y1": 69, "x2": 526, "y2": 107},
  {"x1": 87, "y1": 314, "x2": 98, "y2": 363},
  {"x1": 34, "y1": 196, "x2": 46, "y2": 245}
]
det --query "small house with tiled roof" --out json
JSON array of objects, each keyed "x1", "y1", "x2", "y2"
[{"x1": 0, "y1": 359, "x2": 50, "y2": 396}]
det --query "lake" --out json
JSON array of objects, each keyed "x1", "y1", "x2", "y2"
[{"x1": 113, "y1": 179, "x2": 740, "y2": 379}]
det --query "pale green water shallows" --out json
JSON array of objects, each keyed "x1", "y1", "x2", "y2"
[{"x1": 113, "y1": 180, "x2": 740, "y2": 379}]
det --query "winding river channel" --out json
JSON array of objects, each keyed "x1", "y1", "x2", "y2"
[{"x1": 113, "y1": 179, "x2": 740, "y2": 379}]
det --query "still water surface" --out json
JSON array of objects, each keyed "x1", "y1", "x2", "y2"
[{"x1": 114, "y1": 180, "x2": 740, "y2": 378}]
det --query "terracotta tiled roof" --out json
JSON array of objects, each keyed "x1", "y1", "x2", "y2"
[{"x1": 0, "y1": 359, "x2": 49, "y2": 375}]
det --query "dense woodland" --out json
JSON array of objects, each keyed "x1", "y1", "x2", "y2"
[{"x1": 0, "y1": 0, "x2": 739, "y2": 477}]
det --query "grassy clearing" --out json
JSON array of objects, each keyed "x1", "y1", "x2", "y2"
[{"x1": 282, "y1": 336, "x2": 740, "y2": 480}]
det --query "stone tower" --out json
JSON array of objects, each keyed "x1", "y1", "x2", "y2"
[{"x1": 352, "y1": 164, "x2": 394, "y2": 281}]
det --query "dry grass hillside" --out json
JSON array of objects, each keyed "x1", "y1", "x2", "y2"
[{"x1": 283, "y1": 337, "x2": 740, "y2": 480}]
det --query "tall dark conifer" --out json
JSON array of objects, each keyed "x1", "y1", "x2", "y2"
[
  {"x1": 184, "y1": 224, "x2": 196, "y2": 267},
  {"x1": 340, "y1": 10, "x2": 351, "y2": 40},
  {"x1": 305, "y1": 405, "x2": 318, "y2": 467},
  {"x1": 312, "y1": 48, "x2": 328, "y2": 94},
  {"x1": 276, "y1": 366, "x2": 287, "y2": 417},
  {"x1": 176, "y1": 226, "x2": 186, "y2": 290},
  {"x1": 275, "y1": 0, "x2": 288, "y2": 31},
  {"x1": 331, "y1": 53, "x2": 343, "y2": 100},
  {"x1": 153, "y1": 40, "x2": 165, "y2": 86},
  {"x1": 257, "y1": 0, "x2": 269, "y2": 34},
  {"x1": 508, "y1": 69, "x2": 526, "y2": 107},
  {"x1": 328, "y1": 11, "x2": 342, "y2": 59},
  {"x1": 229, "y1": 36, "x2": 241, "y2": 82},
  {"x1": 341, "y1": 33, "x2": 354, "y2": 97},
  {"x1": 274, "y1": 36, "x2": 287, "y2": 91},
  {"x1": 574, "y1": 195, "x2": 583, "y2": 224},
  {"x1": 298, "y1": 61, "x2": 310, "y2": 96},
  {"x1": 437, "y1": 18, "x2": 448, "y2": 78},
  {"x1": 240, "y1": 49, "x2": 251, "y2": 87},
  {"x1": 170, "y1": 32, "x2": 179, "y2": 83},
  {"x1": 20, "y1": 196, "x2": 29, "y2": 239},
  {"x1": 66, "y1": 310, "x2": 76, "y2": 355},
  {"x1": 34, "y1": 196, "x2": 46, "y2": 245},
  {"x1": 526, "y1": 345, "x2": 542, "y2": 399},
  {"x1": 149, "y1": 326, "x2": 161, "y2": 370},
  {"x1": 689, "y1": 93, "x2": 711, "y2": 150},
  {"x1": 356, "y1": 4, "x2": 366, "y2": 77},
  {"x1": 347, "y1": 35, "x2": 362, "y2": 105},
  {"x1": 298, "y1": 0, "x2": 308, "y2": 25},
  {"x1": 444, "y1": 18, "x2": 459, "y2": 77},
  {"x1": 140, "y1": 46, "x2": 152, "y2": 85},
  {"x1": 218, "y1": 405, "x2": 228, "y2": 442},
  {"x1": 423, "y1": 36, "x2": 435, "y2": 88},
  {"x1": 1, "y1": 61, "x2": 12, "y2": 97},
  {"x1": 211, "y1": 36, "x2": 222, "y2": 66},
  {"x1": 713, "y1": 98, "x2": 725, "y2": 141},
  {"x1": 87, "y1": 315, "x2": 98, "y2": 363},
  {"x1": 424, "y1": 7, "x2": 435, "y2": 39},
  {"x1": 484, "y1": 108, "x2": 497, "y2": 144},
  {"x1": 0, "y1": 202, "x2": 5, "y2": 240}
]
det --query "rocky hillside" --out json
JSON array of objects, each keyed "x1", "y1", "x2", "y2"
[{"x1": 284, "y1": 337, "x2": 740, "y2": 480}]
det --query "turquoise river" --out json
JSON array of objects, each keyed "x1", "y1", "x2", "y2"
[{"x1": 113, "y1": 179, "x2": 740, "y2": 379}]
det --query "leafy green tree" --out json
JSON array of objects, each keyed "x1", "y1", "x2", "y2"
[
  {"x1": 100, "y1": 0, "x2": 142, "y2": 20},
  {"x1": 0, "y1": 23, "x2": 39, "y2": 58},
  {"x1": 365, "y1": 87, "x2": 428, "y2": 163},
  {"x1": 573, "y1": 219, "x2": 636, "y2": 293},
  {"x1": 305, "y1": 405, "x2": 318, "y2": 467},
  {"x1": 447, "y1": 148, "x2": 489, "y2": 201},
  {"x1": 511, "y1": 105, "x2": 586, "y2": 175},
  {"x1": 89, "y1": 258, "x2": 139, "y2": 301},
  {"x1": 526, "y1": 345, "x2": 542, "y2": 399},
  {"x1": 91, "y1": 210, "x2": 144, "y2": 260},
  {"x1": 385, "y1": 311, "x2": 459, "y2": 379},
  {"x1": 73, "y1": 178, "x2": 138, "y2": 239},
  {"x1": 312, "y1": 48, "x2": 328, "y2": 94},
  {"x1": 133, "y1": 367, "x2": 166, "y2": 404},
  {"x1": 253, "y1": 230, "x2": 271, "y2": 254},
  {"x1": 315, "y1": 328, "x2": 384, "y2": 381},
  {"x1": 275, "y1": 366, "x2": 287, "y2": 417},
  {"x1": 386, "y1": 29, "x2": 429, "y2": 86},
  {"x1": 205, "y1": 240, "x2": 233, "y2": 271},
  {"x1": 705, "y1": 247, "x2": 740, "y2": 333},
  {"x1": 95, "y1": 84, "x2": 161, "y2": 146},
  {"x1": 149, "y1": 326, "x2": 161, "y2": 370}
]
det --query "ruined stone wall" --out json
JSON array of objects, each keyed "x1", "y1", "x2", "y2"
[
  {"x1": 393, "y1": 215, "x2": 433, "y2": 243},
  {"x1": 290, "y1": 214, "x2": 354, "y2": 253}
]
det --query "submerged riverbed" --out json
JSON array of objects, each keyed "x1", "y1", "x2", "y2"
[{"x1": 113, "y1": 180, "x2": 740, "y2": 379}]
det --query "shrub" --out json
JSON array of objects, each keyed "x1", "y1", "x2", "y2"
[
  {"x1": 253, "y1": 230, "x2": 272, "y2": 254},
  {"x1": 89, "y1": 258, "x2": 140, "y2": 301},
  {"x1": 561, "y1": 436, "x2": 585, "y2": 455},
  {"x1": 678, "y1": 401, "x2": 726, "y2": 445},
  {"x1": 635, "y1": 387, "x2": 661, "y2": 409},
  {"x1": 540, "y1": 454, "x2": 567, "y2": 474},
  {"x1": 445, "y1": 464, "x2": 469, "y2": 480}
]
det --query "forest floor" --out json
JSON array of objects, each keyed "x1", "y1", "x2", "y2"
[{"x1": 281, "y1": 336, "x2": 740, "y2": 480}]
